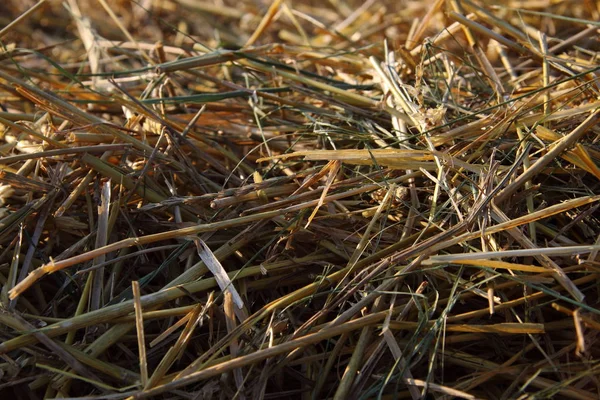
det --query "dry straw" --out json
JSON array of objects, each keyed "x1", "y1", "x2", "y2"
[{"x1": 0, "y1": 0, "x2": 599, "y2": 399}]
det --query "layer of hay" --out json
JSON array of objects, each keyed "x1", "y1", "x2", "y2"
[{"x1": 1, "y1": 0, "x2": 599, "y2": 398}]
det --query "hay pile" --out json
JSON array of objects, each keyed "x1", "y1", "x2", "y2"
[{"x1": 0, "y1": 0, "x2": 599, "y2": 398}]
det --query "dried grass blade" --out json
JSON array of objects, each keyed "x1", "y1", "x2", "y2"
[
  {"x1": 132, "y1": 281, "x2": 148, "y2": 387},
  {"x1": 1, "y1": 226, "x2": 23, "y2": 306},
  {"x1": 224, "y1": 291, "x2": 245, "y2": 398},
  {"x1": 536, "y1": 125, "x2": 600, "y2": 179},
  {"x1": 90, "y1": 181, "x2": 110, "y2": 311},
  {"x1": 404, "y1": 379, "x2": 475, "y2": 399},
  {"x1": 305, "y1": 160, "x2": 339, "y2": 228},
  {"x1": 425, "y1": 246, "x2": 600, "y2": 264},
  {"x1": 448, "y1": 11, "x2": 533, "y2": 57},
  {"x1": 192, "y1": 238, "x2": 247, "y2": 322},
  {"x1": 244, "y1": 0, "x2": 283, "y2": 47}
]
